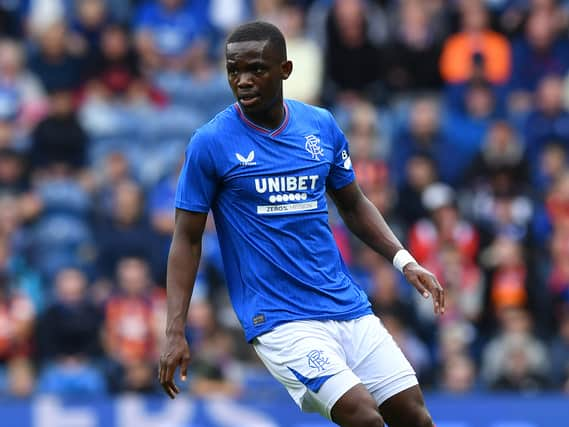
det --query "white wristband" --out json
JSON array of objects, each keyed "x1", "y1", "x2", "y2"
[{"x1": 393, "y1": 249, "x2": 416, "y2": 273}]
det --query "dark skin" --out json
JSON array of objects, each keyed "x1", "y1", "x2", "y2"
[{"x1": 159, "y1": 39, "x2": 443, "y2": 427}]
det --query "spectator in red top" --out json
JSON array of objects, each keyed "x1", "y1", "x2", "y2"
[
  {"x1": 548, "y1": 221, "x2": 569, "y2": 318},
  {"x1": 103, "y1": 256, "x2": 163, "y2": 366},
  {"x1": 409, "y1": 182, "x2": 479, "y2": 265},
  {"x1": 0, "y1": 272, "x2": 35, "y2": 362}
]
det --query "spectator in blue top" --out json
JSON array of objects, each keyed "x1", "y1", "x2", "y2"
[
  {"x1": 133, "y1": 0, "x2": 211, "y2": 73},
  {"x1": 69, "y1": 0, "x2": 111, "y2": 58},
  {"x1": 524, "y1": 74, "x2": 569, "y2": 173},
  {"x1": 509, "y1": 9, "x2": 569, "y2": 111},
  {"x1": 95, "y1": 180, "x2": 161, "y2": 281},
  {"x1": 37, "y1": 268, "x2": 102, "y2": 362},
  {"x1": 443, "y1": 80, "x2": 499, "y2": 184},
  {"x1": 28, "y1": 21, "x2": 84, "y2": 93}
]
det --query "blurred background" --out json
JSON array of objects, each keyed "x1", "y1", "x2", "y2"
[{"x1": 0, "y1": 0, "x2": 568, "y2": 425}]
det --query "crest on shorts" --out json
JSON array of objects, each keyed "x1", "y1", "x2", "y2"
[
  {"x1": 305, "y1": 135, "x2": 324, "y2": 161},
  {"x1": 307, "y1": 350, "x2": 330, "y2": 372}
]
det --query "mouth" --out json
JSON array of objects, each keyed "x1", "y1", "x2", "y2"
[{"x1": 238, "y1": 94, "x2": 261, "y2": 107}]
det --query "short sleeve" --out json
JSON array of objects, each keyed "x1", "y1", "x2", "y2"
[
  {"x1": 175, "y1": 131, "x2": 219, "y2": 213},
  {"x1": 326, "y1": 112, "x2": 356, "y2": 190}
]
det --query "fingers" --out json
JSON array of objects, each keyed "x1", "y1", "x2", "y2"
[
  {"x1": 180, "y1": 354, "x2": 190, "y2": 382},
  {"x1": 420, "y1": 273, "x2": 445, "y2": 315},
  {"x1": 411, "y1": 276, "x2": 429, "y2": 300},
  {"x1": 159, "y1": 356, "x2": 181, "y2": 399}
]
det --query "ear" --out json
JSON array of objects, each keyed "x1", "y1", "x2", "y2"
[{"x1": 281, "y1": 60, "x2": 293, "y2": 80}]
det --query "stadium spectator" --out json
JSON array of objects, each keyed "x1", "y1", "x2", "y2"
[
  {"x1": 37, "y1": 268, "x2": 102, "y2": 361},
  {"x1": 322, "y1": 0, "x2": 384, "y2": 105},
  {"x1": 0, "y1": 39, "x2": 47, "y2": 130},
  {"x1": 396, "y1": 154, "x2": 437, "y2": 228},
  {"x1": 424, "y1": 244, "x2": 484, "y2": 326},
  {"x1": 391, "y1": 97, "x2": 450, "y2": 185},
  {"x1": 0, "y1": 155, "x2": 41, "y2": 235},
  {"x1": 0, "y1": 271, "x2": 34, "y2": 364},
  {"x1": 0, "y1": 2, "x2": 24, "y2": 38},
  {"x1": 0, "y1": 117, "x2": 27, "y2": 153},
  {"x1": 547, "y1": 215, "x2": 569, "y2": 319},
  {"x1": 347, "y1": 101, "x2": 389, "y2": 185},
  {"x1": 0, "y1": 149, "x2": 29, "y2": 195},
  {"x1": 533, "y1": 142, "x2": 568, "y2": 192},
  {"x1": 462, "y1": 121, "x2": 532, "y2": 243},
  {"x1": 186, "y1": 299, "x2": 242, "y2": 397},
  {"x1": 439, "y1": 0, "x2": 511, "y2": 85},
  {"x1": 439, "y1": 353, "x2": 477, "y2": 394},
  {"x1": 437, "y1": 321, "x2": 474, "y2": 365},
  {"x1": 532, "y1": 168, "x2": 569, "y2": 251},
  {"x1": 481, "y1": 307, "x2": 550, "y2": 391},
  {"x1": 409, "y1": 183, "x2": 479, "y2": 266},
  {"x1": 92, "y1": 152, "x2": 134, "y2": 220},
  {"x1": 368, "y1": 259, "x2": 418, "y2": 332},
  {"x1": 103, "y1": 256, "x2": 164, "y2": 391},
  {"x1": 509, "y1": 9, "x2": 569, "y2": 110},
  {"x1": 384, "y1": 0, "x2": 443, "y2": 94},
  {"x1": 69, "y1": 0, "x2": 111, "y2": 57},
  {"x1": 463, "y1": 121, "x2": 528, "y2": 196},
  {"x1": 28, "y1": 21, "x2": 84, "y2": 93},
  {"x1": 95, "y1": 180, "x2": 161, "y2": 280},
  {"x1": 524, "y1": 75, "x2": 569, "y2": 172},
  {"x1": 133, "y1": 0, "x2": 211, "y2": 73},
  {"x1": 29, "y1": 169, "x2": 96, "y2": 282},
  {"x1": 25, "y1": 0, "x2": 66, "y2": 39},
  {"x1": 4, "y1": 357, "x2": 34, "y2": 397},
  {"x1": 35, "y1": 267, "x2": 106, "y2": 396},
  {"x1": 443, "y1": 80, "x2": 499, "y2": 182},
  {"x1": 550, "y1": 308, "x2": 569, "y2": 391},
  {"x1": 280, "y1": 2, "x2": 322, "y2": 104},
  {"x1": 478, "y1": 237, "x2": 539, "y2": 332},
  {"x1": 30, "y1": 88, "x2": 88, "y2": 173},
  {"x1": 81, "y1": 23, "x2": 141, "y2": 95}
]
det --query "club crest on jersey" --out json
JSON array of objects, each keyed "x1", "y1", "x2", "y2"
[
  {"x1": 305, "y1": 135, "x2": 324, "y2": 161},
  {"x1": 307, "y1": 350, "x2": 330, "y2": 372},
  {"x1": 235, "y1": 150, "x2": 256, "y2": 166}
]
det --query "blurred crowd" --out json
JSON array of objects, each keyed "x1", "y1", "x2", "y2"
[{"x1": 0, "y1": 0, "x2": 568, "y2": 399}]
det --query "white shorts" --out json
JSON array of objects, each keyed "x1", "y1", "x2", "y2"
[{"x1": 252, "y1": 314, "x2": 418, "y2": 420}]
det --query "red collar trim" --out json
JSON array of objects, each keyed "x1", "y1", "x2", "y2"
[{"x1": 234, "y1": 102, "x2": 289, "y2": 136}]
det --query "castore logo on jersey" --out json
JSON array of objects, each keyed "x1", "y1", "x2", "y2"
[{"x1": 236, "y1": 150, "x2": 256, "y2": 166}]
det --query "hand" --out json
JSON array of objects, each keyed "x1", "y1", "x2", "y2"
[
  {"x1": 403, "y1": 262, "x2": 445, "y2": 315},
  {"x1": 159, "y1": 333, "x2": 191, "y2": 399}
]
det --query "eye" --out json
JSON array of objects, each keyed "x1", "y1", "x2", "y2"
[
  {"x1": 227, "y1": 68, "x2": 238, "y2": 77},
  {"x1": 254, "y1": 67, "x2": 265, "y2": 75}
]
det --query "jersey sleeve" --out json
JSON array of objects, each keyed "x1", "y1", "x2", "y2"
[
  {"x1": 326, "y1": 112, "x2": 356, "y2": 190},
  {"x1": 175, "y1": 130, "x2": 219, "y2": 213}
]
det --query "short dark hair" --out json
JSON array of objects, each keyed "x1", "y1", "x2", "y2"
[{"x1": 226, "y1": 21, "x2": 287, "y2": 61}]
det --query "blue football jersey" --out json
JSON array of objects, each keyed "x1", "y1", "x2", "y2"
[{"x1": 175, "y1": 99, "x2": 372, "y2": 341}]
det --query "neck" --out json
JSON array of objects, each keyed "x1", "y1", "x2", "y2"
[{"x1": 242, "y1": 96, "x2": 285, "y2": 130}]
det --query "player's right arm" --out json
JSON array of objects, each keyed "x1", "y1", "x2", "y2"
[
  {"x1": 159, "y1": 208, "x2": 207, "y2": 399},
  {"x1": 159, "y1": 127, "x2": 218, "y2": 398}
]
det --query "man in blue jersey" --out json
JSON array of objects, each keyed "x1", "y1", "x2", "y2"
[{"x1": 159, "y1": 21, "x2": 444, "y2": 427}]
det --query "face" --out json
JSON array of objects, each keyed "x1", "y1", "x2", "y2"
[
  {"x1": 226, "y1": 40, "x2": 292, "y2": 114},
  {"x1": 117, "y1": 257, "x2": 149, "y2": 296}
]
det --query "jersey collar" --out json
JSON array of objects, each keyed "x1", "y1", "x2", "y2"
[{"x1": 234, "y1": 101, "x2": 290, "y2": 137}]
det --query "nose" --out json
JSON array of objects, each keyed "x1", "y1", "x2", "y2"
[{"x1": 236, "y1": 72, "x2": 253, "y2": 88}]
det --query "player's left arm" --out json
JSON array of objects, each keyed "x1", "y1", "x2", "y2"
[{"x1": 328, "y1": 181, "x2": 445, "y2": 315}]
